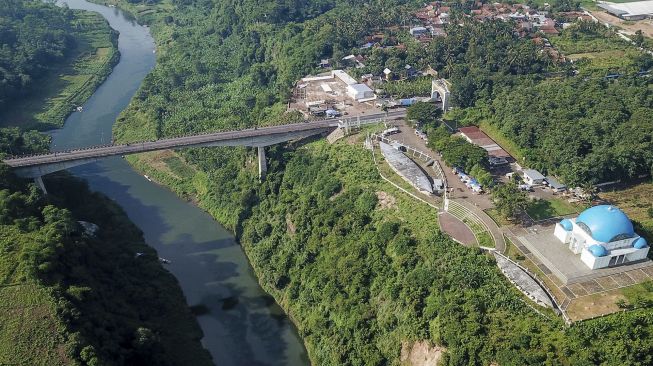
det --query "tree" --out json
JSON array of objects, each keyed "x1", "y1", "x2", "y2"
[
  {"x1": 492, "y1": 183, "x2": 530, "y2": 220},
  {"x1": 633, "y1": 30, "x2": 645, "y2": 47},
  {"x1": 406, "y1": 102, "x2": 442, "y2": 128}
]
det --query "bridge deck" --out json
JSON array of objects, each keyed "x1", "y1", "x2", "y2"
[
  {"x1": 4, "y1": 121, "x2": 335, "y2": 168},
  {"x1": 3, "y1": 110, "x2": 404, "y2": 172}
]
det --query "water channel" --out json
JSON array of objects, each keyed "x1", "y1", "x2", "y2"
[{"x1": 50, "y1": 1, "x2": 308, "y2": 364}]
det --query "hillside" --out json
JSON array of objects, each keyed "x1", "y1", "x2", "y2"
[
  {"x1": 0, "y1": 164, "x2": 213, "y2": 365},
  {"x1": 0, "y1": 1, "x2": 119, "y2": 130},
  {"x1": 99, "y1": 0, "x2": 653, "y2": 364}
]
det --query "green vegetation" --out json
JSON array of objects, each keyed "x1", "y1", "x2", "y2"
[
  {"x1": 601, "y1": 183, "x2": 653, "y2": 241},
  {"x1": 95, "y1": 0, "x2": 653, "y2": 363},
  {"x1": 427, "y1": 126, "x2": 493, "y2": 187},
  {"x1": 492, "y1": 184, "x2": 530, "y2": 222},
  {"x1": 0, "y1": 168, "x2": 212, "y2": 365},
  {"x1": 406, "y1": 101, "x2": 441, "y2": 127},
  {"x1": 381, "y1": 77, "x2": 433, "y2": 98},
  {"x1": 450, "y1": 21, "x2": 653, "y2": 186},
  {"x1": 0, "y1": 1, "x2": 119, "y2": 130},
  {"x1": 484, "y1": 208, "x2": 513, "y2": 227},
  {"x1": 526, "y1": 197, "x2": 586, "y2": 221}
]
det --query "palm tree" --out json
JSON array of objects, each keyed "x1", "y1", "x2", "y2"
[{"x1": 581, "y1": 182, "x2": 598, "y2": 205}]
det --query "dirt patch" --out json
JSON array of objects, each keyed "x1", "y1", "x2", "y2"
[
  {"x1": 136, "y1": 149, "x2": 179, "y2": 177},
  {"x1": 286, "y1": 214, "x2": 296, "y2": 236},
  {"x1": 566, "y1": 289, "x2": 626, "y2": 321},
  {"x1": 376, "y1": 191, "x2": 397, "y2": 210},
  {"x1": 590, "y1": 10, "x2": 653, "y2": 38},
  {"x1": 400, "y1": 341, "x2": 444, "y2": 366}
]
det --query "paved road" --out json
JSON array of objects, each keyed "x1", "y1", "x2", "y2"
[{"x1": 4, "y1": 110, "x2": 406, "y2": 169}]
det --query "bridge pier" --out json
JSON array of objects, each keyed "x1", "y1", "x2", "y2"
[
  {"x1": 258, "y1": 146, "x2": 267, "y2": 181},
  {"x1": 34, "y1": 176, "x2": 47, "y2": 194}
]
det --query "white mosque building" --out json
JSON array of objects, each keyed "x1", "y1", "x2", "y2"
[{"x1": 554, "y1": 205, "x2": 649, "y2": 270}]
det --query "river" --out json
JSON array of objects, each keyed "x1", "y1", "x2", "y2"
[{"x1": 50, "y1": 1, "x2": 309, "y2": 365}]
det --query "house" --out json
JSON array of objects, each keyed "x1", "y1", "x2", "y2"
[
  {"x1": 523, "y1": 169, "x2": 545, "y2": 185},
  {"x1": 342, "y1": 54, "x2": 366, "y2": 68},
  {"x1": 383, "y1": 68, "x2": 393, "y2": 81},
  {"x1": 431, "y1": 27, "x2": 447, "y2": 37},
  {"x1": 404, "y1": 64, "x2": 418, "y2": 78},
  {"x1": 410, "y1": 26, "x2": 430, "y2": 37},
  {"x1": 546, "y1": 176, "x2": 567, "y2": 192}
]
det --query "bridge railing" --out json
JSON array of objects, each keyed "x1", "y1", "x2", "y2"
[{"x1": 4, "y1": 111, "x2": 402, "y2": 162}]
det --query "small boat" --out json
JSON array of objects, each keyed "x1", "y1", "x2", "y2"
[
  {"x1": 144, "y1": 175, "x2": 152, "y2": 182},
  {"x1": 76, "y1": 106, "x2": 83, "y2": 112},
  {"x1": 159, "y1": 257, "x2": 171, "y2": 264}
]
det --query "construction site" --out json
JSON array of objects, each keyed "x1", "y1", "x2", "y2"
[{"x1": 290, "y1": 70, "x2": 381, "y2": 119}]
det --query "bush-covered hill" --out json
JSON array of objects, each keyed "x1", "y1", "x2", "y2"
[
  {"x1": 0, "y1": 164, "x2": 213, "y2": 365},
  {"x1": 102, "y1": 0, "x2": 653, "y2": 364}
]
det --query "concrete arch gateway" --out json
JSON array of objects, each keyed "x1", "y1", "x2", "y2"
[{"x1": 431, "y1": 78, "x2": 451, "y2": 111}]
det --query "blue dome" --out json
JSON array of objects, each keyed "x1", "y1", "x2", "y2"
[
  {"x1": 588, "y1": 244, "x2": 608, "y2": 257},
  {"x1": 634, "y1": 237, "x2": 648, "y2": 249},
  {"x1": 560, "y1": 219, "x2": 573, "y2": 231},
  {"x1": 576, "y1": 205, "x2": 634, "y2": 243}
]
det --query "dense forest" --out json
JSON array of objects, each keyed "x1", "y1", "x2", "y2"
[
  {"x1": 0, "y1": 164, "x2": 213, "y2": 365},
  {"x1": 104, "y1": 0, "x2": 653, "y2": 364},
  {"x1": 0, "y1": 2, "x2": 212, "y2": 365},
  {"x1": 0, "y1": 0, "x2": 77, "y2": 108},
  {"x1": 439, "y1": 20, "x2": 653, "y2": 185}
]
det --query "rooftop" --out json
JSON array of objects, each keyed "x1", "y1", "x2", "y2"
[
  {"x1": 523, "y1": 169, "x2": 545, "y2": 180},
  {"x1": 598, "y1": 0, "x2": 653, "y2": 16},
  {"x1": 379, "y1": 142, "x2": 433, "y2": 194}
]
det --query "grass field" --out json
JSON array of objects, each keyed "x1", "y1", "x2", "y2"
[
  {"x1": 601, "y1": 182, "x2": 653, "y2": 240},
  {"x1": 549, "y1": 30, "x2": 642, "y2": 75},
  {"x1": 526, "y1": 197, "x2": 586, "y2": 221},
  {"x1": 0, "y1": 10, "x2": 118, "y2": 130},
  {"x1": 0, "y1": 227, "x2": 69, "y2": 365},
  {"x1": 565, "y1": 281, "x2": 653, "y2": 321}
]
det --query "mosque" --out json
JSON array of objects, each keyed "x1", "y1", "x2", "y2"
[{"x1": 554, "y1": 205, "x2": 649, "y2": 270}]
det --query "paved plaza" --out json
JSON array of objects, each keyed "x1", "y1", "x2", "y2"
[{"x1": 517, "y1": 227, "x2": 653, "y2": 285}]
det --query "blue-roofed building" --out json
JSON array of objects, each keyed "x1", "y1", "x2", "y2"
[{"x1": 553, "y1": 205, "x2": 649, "y2": 269}]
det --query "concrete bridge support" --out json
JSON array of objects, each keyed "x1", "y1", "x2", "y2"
[
  {"x1": 258, "y1": 146, "x2": 267, "y2": 181},
  {"x1": 34, "y1": 176, "x2": 47, "y2": 194}
]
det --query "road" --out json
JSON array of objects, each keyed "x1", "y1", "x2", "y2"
[{"x1": 4, "y1": 110, "x2": 406, "y2": 169}]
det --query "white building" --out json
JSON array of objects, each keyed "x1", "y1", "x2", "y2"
[
  {"x1": 347, "y1": 83, "x2": 374, "y2": 100},
  {"x1": 332, "y1": 69, "x2": 375, "y2": 101},
  {"x1": 410, "y1": 26, "x2": 429, "y2": 37},
  {"x1": 523, "y1": 169, "x2": 545, "y2": 185},
  {"x1": 554, "y1": 205, "x2": 649, "y2": 269},
  {"x1": 598, "y1": 1, "x2": 653, "y2": 20}
]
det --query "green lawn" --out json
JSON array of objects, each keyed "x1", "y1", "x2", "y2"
[
  {"x1": 0, "y1": 10, "x2": 118, "y2": 130},
  {"x1": 526, "y1": 198, "x2": 586, "y2": 221},
  {"x1": 485, "y1": 208, "x2": 513, "y2": 227}
]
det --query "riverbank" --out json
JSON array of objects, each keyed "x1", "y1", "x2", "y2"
[
  {"x1": 0, "y1": 10, "x2": 119, "y2": 131},
  {"x1": 118, "y1": 136, "x2": 489, "y2": 364},
  {"x1": 0, "y1": 171, "x2": 213, "y2": 365}
]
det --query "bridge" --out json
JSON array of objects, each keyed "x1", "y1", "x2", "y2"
[{"x1": 3, "y1": 111, "x2": 405, "y2": 191}]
